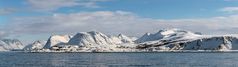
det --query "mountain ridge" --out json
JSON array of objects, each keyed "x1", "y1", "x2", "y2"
[{"x1": 2, "y1": 29, "x2": 238, "y2": 52}]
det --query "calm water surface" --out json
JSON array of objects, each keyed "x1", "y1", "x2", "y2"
[{"x1": 0, "y1": 52, "x2": 238, "y2": 67}]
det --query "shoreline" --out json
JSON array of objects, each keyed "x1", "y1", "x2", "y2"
[{"x1": 4, "y1": 50, "x2": 238, "y2": 53}]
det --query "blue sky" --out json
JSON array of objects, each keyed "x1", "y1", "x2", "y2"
[
  {"x1": 1, "y1": 0, "x2": 238, "y2": 44},
  {"x1": 1, "y1": 0, "x2": 238, "y2": 19}
]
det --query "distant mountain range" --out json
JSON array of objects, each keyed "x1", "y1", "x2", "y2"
[
  {"x1": 1, "y1": 28, "x2": 238, "y2": 52},
  {"x1": 0, "y1": 39, "x2": 25, "y2": 51}
]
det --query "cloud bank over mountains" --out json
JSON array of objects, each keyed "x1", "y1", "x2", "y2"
[
  {"x1": 1, "y1": 10, "x2": 238, "y2": 39},
  {"x1": 1, "y1": 0, "x2": 238, "y2": 42}
]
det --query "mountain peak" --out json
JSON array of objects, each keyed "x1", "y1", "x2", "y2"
[
  {"x1": 118, "y1": 34, "x2": 127, "y2": 38},
  {"x1": 43, "y1": 34, "x2": 71, "y2": 49},
  {"x1": 88, "y1": 31, "x2": 101, "y2": 34},
  {"x1": 68, "y1": 31, "x2": 111, "y2": 46}
]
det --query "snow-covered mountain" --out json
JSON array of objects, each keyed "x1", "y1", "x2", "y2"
[
  {"x1": 135, "y1": 29, "x2": 201, "y2": 43},
  {"x1": 43, "y1": 35, "x2": 72, "y2": 49},
  {"x1": 4, "y1": 28, "x2": 238, "y2": 52},
  {"x1": 23, "y1": 40, "x2": 47, "y2": 50},
  {"x1": 68, "y1": 31, "x2": 118, "y2": 46},
  {"x1": 0, "y1": 39, "x2": 24, "y2": 51},
  {"x1": 66, "y1": 31, "x2": 137, "y2": 51},
  {"x1": 136, "y1": 29, "x2": 238, "y2": 51},
  {"x1": 177, "y1": 36, "x2": 237, "y2": 50},
  {"x1": 68, "y1": 31, "x2": 136, "y2": 46}
]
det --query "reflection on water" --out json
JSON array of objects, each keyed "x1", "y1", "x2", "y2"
[{"x1": 0, "y1": 52, "x2": 238, "y2": 67}]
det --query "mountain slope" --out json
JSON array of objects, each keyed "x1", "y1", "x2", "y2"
[
  {"x1": 43, "y1": 35, "x2": 72, "y2": 49},
  {"x1": 24, "y1": 40, "x2": 47, "y2": 50},
  {"x1": 135, "y1": 29, "x2": 201, "y2": 43},
  {"x1": 66, "y1": 31, "x2": 137, "y2": 51},
  {"x1": 0, "y1": 39, "x2": 24, "y2": 51},
  {"x1": 68, "y1": 31, "x2": 134, "y2": 46},
  {"x1": 68, "y1": 31, "x2": 115, "y2": 46},
  {"x1": 136, "y1": 29, "x2": 238, "y2": 51},
  {"x1": 22, "y1": 29, "x2": 238, "y2": 52}
]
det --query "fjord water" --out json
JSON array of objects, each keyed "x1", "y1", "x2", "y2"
[{"x1": 0, "y1": 52, "x2": 238, "y2": 67}]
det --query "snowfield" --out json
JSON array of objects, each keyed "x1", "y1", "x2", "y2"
[{"x1": 2, "y1": 28, "x2": 238, "y2": 52}]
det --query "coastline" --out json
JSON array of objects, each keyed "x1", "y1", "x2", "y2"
[{"x1": 6, "y1": 50, "x2": 238, "y2": 53}]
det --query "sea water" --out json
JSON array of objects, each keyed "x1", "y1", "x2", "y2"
[{"x1": 0, "y1": 52, "x2": 238, "y2": 67}]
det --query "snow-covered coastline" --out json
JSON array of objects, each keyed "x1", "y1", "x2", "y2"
[
  {"x1": 2, "y1": 28, "x2": 238, "y2": 52},
  {"x1": 5, "y1": 49, "x2": 238, "y2": 53}
]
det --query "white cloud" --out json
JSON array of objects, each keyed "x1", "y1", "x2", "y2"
[
  {"x1": 0, "y1": 8, "x2": 17, "y2": 15},
  {"x1": 0, "y1": 31, "x2": 8, "y2": 39},
  {"x1": 5, "y1": 10, "x2": 238, "y2": 37},
  {"x1": 220, "y1": 7, "x2": 238, "y2": 13},
  {"x1": 27, "y1": 0, "x2": 109, "y2": 11}
]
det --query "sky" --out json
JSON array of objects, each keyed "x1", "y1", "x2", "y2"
[{"x1": 1, "y1": 0, "x2": 238, "y2": 44}]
